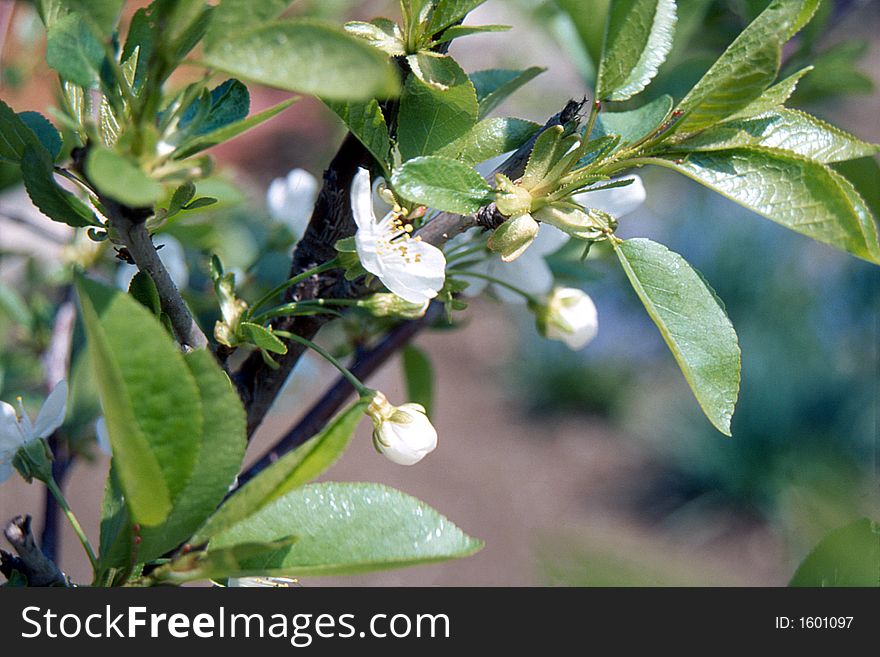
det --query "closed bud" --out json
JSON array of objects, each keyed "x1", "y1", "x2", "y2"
[
  {"x1": 361, "y1": 293, "x2": 429, "y2": 319},
  {"x1": 536, "y1": 287, "x2": 599, "y2": 350},
  {"x1": 534, "y1": 204, "x2": 615, "y2": 240},
  {"x1": 366, "y1": 392, "x2": 438, "y2": 466},
  {"x1": 488, "y1": 213, "x2": 540, "y2": 262}
]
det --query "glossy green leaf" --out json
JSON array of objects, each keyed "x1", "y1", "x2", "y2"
[
  {"x1": 402, "y1": 346, "x2": 434, "y2": 417},
  {"x1": 325, "y1": 98, "x2": 392, "y2": 172},
  {"x1": 204, "y1": 0, "x2": 296, "y2": 48},
  {"x1": 173, "y1": 98, "x2": 297, "y2": 159},
  {"x1": 45, "y1": 12, "x2": 105, "y2": 88},
  {"x1": 652, "y1": 148, "x2": 880, "y2": 263},
  {"x1": 21, "y1": 146, "x2": 100, "y2": 228},
  {"x1": 344, "y1": 19, "x2": 406, "y2": 56},
  {"x1": 128, "y1": 271, "x2": 161, "y2": 316},
  {"x1": 99, "y1": 349, "x2": 248, "y2": 567},
  {"x1": 426, "y1": 0, "x2": 489, "y2": 35},
  {"x1": 435, "y1": 117, "x2": 540, "y2": 166},
  {"x1": 179, "y1": 79, "x2": 250, "y2": 137},
  {"x1": 85, "y1": 148, "x2": 163, "y2": 208},
  {"x1": 673, "y1": 109, "x2": 878, "y2": 164},
  {"x1": 207, "y1": 482, "x2": 483, "y2": 577},
  {"x1": 398, "y1": 56, "x2": 478, "y2": 161},
  {"x1": 596, "y1": 0, "x2": 677, "y2": 101},
  {"x1": 18, "y1": 112, "x2": 62, "y2": 160},
  {"x1": 674, "y1": 0, "x2": 819, "y2": 134},
  {"x1": 392, "y1": 156, "x2": 495, "y2": 214},
  {"x1": 595, "y1": 95, "x2": 672, "y2": 145},
  {"x1": 522, "y1": 125, "x2": 579, "y2": 191},
  {"x1": 194, "y1": 401, "x2": 368, "y2": 543},
  {"x1": 434, "y1": 24, "x2": 510, "y2": 45},
  {"x1": 239, "y1": 322, "x2": 288, "y2": 354},
  {"x1": 614, "y1": 238, "x2": 740, "y2": 435},
  {"x1": 790, "y1": 518, "x2": 880, "y2": 587},
  {"x1": 76, "y1": 276, "x2": 204, "y2": 527},
  {"x1": 470, "y1": 67, "x2": 545, "y2": 120},
  {"x1": 726, "y1": 66, "x2": 813, "y2": 121},
  {"x1": 0, "y1": 100, "x2": 44, "y2": 163},
  {"x1": 201, "y1": 20, "x2": 399, "y2": 101}
]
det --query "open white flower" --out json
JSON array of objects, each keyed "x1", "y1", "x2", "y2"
[
  {"x1": 352, "y1": 168, "x2": 446, "y2": 305},
  {"x1": 0, "y1": 381, "x2": 67, "y2": 483},
  {"x1": 366, "y1": 391, "x2": 438, "y2": 466},
  {"x1": 539, "y1": 287, "x2": 599, "y2": 350},
  {"x1": 267, "y1": 168, "x2": 320, "y2": 236}
]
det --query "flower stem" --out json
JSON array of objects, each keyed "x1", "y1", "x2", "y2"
[
  {"x1": 447, "y1": 269, "x2": 541, "y2": 305},
  {"x1": 273, "y1": 331, "x2": 372, "y2": 397},
  {"x1": 45, "y1": 477, "x2": 98, "y2": 573},
  {"x1": 250, "y1": 298, "x2": 362, "y2": 324},
  {"x1": 249, "y1": 259, "x2": 341, "y2": 316}
]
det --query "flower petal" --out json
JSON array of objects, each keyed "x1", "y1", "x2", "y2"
[
  {"x1": 268, "y1": 169, "x2": 319, "y2": 236},
  {"x1": 0, "y1": 401, "x2": 23, "y2": 452},
  {"x1": 33, "y1": 380, "x2": 67, "y2": 439},
  {"x1": 351, "y1": 168, "x2": 377, "y2": 233},
  {"x1": 377, "y1": 239, "x2": 446, "y2": 304}
]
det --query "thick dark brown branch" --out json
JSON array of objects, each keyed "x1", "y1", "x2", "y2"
[{"x1": 1, "y1": 515, "x2": 68, "y2": 586}]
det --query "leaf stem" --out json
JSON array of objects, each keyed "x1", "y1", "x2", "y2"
[
  {"x1": 273, "y1": 330, "x2": 372, "y2": 397},
  {"x1": 45, "y1": 477, "x2": 98, "y2": 573},
  {"x1": 249, "y1": 259, "x2": 341, "y2": 316},
  {"x1": 447, "y1": 268, "x2": 541, "y2": 305}
]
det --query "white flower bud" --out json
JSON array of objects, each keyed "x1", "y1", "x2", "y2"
[
  {"x1": 361, "y1": 293, "x2": 429, "y2": 319},
  {"x1": 366, "y1": 392, "x2": 438, "y2": 466},
  {"x1": 538, "y1": 287, "x2": 599, "y2": 350}
]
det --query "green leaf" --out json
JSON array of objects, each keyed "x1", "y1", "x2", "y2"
[
  {"x1": 21, "y1": 146, "x2": 100, "y2": 228},
  {"x1": 206, "y1": 482, "x2": 483, "y2": 577},
  {"x1": 673, "y1": 109, "x2": 879, "y2": 164},
  {"x1": 522, "y1": 125, "x2": 579, "y2": 191},
  {"x1": 674, "y1": 0, "x2": 819, "y2": 134},
  {"x1": 239, "y1": 322, "x2": 288, "y2": 354},
  {"x1": 128, "y1": 271, "x2": 161, "y2": 316},
  {"x1": 159, "y1": 538, "x2": 300, "y2": 584},
  {"x1": 651, "y1": 148, "x2": 880, "y2": 263},
  {"x1": 76, "y1": 275, "x2": 204, "y2": 527},
  {"x1": 398, "y1": 55, "x2": 478, "y2": 161},
  {"x1": 0, "y1": 281, "x2": 32, "y2": 328},
  {"x1": 173, "y1": 98, "x2": 296, "y2": 159},
  {"x1": 392, "y1": 156, "x2": 495, "y2": 214},
  {"x1": 596, "y1": 0, "x2": 677, "y2": 101},
  {"x1": 85, "y1": 147, "x2": 163, "y2": 208},
  {"x1": 426, "y1": 0, "x2": 489, "y2": 35},
  {"x1": 18, "y1": 112, "x2": 62, "y2": 160},
  {"x1": 51, "y1": 0, "x2": 124, "y2": 32},
  {"x1": 201, "y1": 20, "x2": 399, "y2": 102},
  {"x1": 99, "y1": 349, "x2": 248, "y2": 567},
  {"x1": 614, "y1": 238, "x2": 740, "y2": 435},
  {"x1": 790, "y1": 518, "x2": 880, "y2": 587},
  {"x1": 595, "y1": 94, "x2": 672, "y2": 146},
  {"x1": 180, "y1": 79, "x2": 250, "y2": 136},
  {"x1": 45, "y1": 12, "x2": 105, "y2": 88},
  {"x1": 345, "y1": 19, "x2": 406, "y2": 57},
  {"x1": 470, "y1": 67, "x2": 545, "y2": 121},
  {"x1": 402, "y1": 346, "x2": 434, "y2": 417},
  {"x1": 435, "y1": 117, "x2": 540, "y2": 166},
  {"x1": 434, "y1": 24, "x2": 511, "y2": 45},
  {"x1": 0, "y1": 100, "x2": 44, "y2": 163},
  {"x1": 194, "y1": 401, "x2": 367, "y2": 543},
  {"x1": 325, "y1": 99, "x2": 392, "y2": 172},
  {"x1": 204, "y1": 0, "x2": 296, "y2": 48},
  {"x1": 726, "y1": 66, "x2": 813, "y2": 121}
]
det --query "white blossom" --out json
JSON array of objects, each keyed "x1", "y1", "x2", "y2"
[
  {"x1": 352, "y1": 168, "x2": 446, "y2": 305},
  {"x1": 366, "y1": 392, "x2": 438, "y2": 466},
  {"x1": 0, "y1": 381, "x2": 67, "y2": 483},
  {"x1": 540, "y1": 287, "x2": 599, "y2": 350},
  {"x1": 267, "y1": 168, "x2": 320, "y2": 236}
]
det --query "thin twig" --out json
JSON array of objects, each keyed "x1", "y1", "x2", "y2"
[{"x1": 1, "y1": 515, "x2": 68, "y2": 586}]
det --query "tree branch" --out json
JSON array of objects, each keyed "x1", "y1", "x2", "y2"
[
  {"x1": 1, "y1": 515, "x2": 68, "y2": 586},
  {"x1": 111, "y1": 207, "x2": 209, "y2": 350}
]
